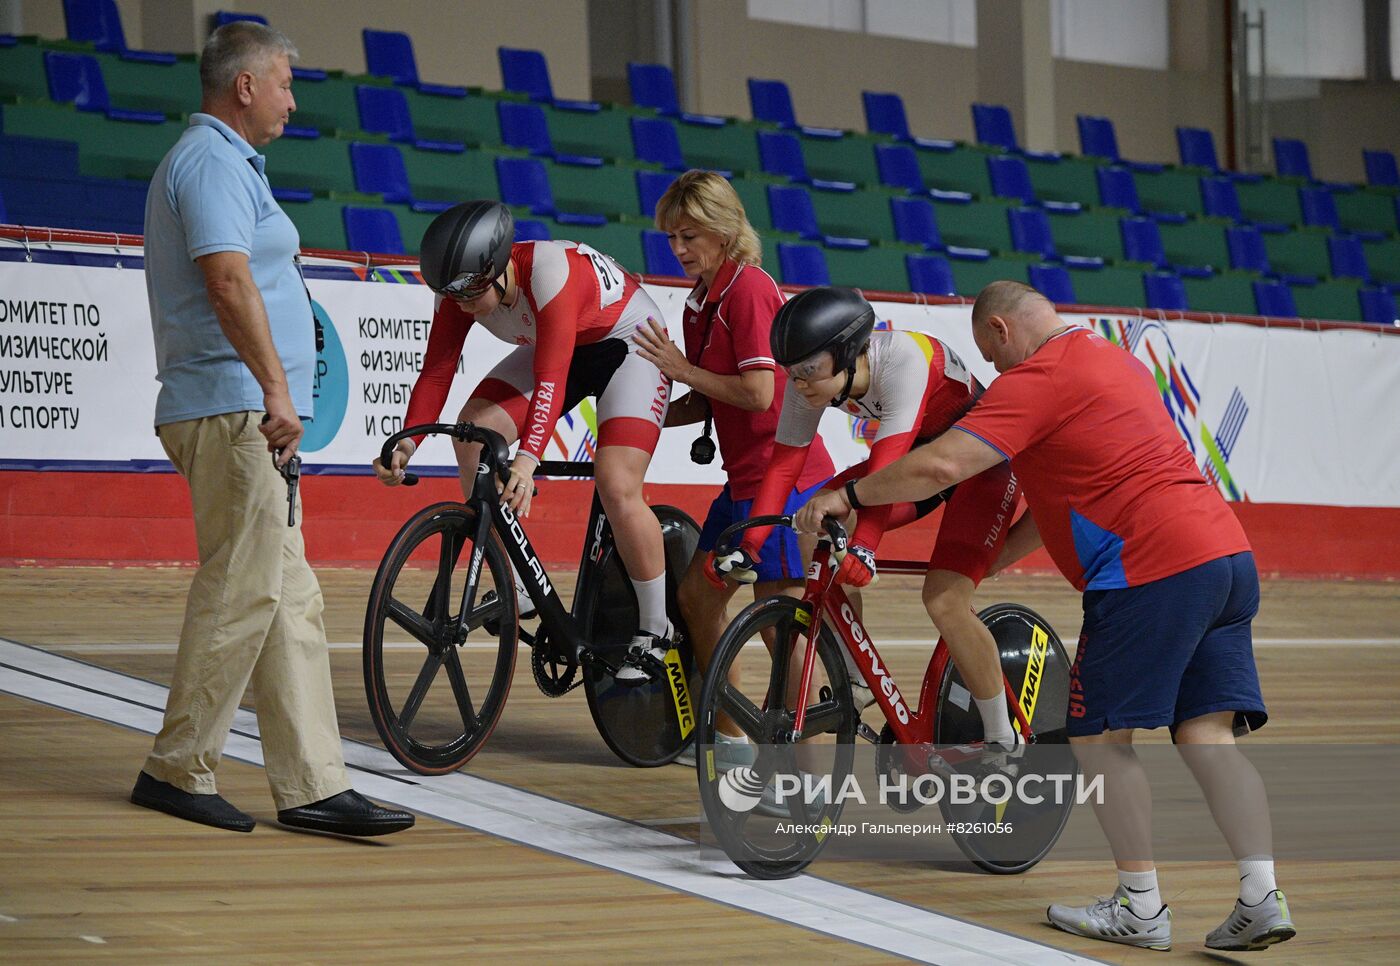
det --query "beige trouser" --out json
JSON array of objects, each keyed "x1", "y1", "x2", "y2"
[{"x1": 143, "y1": 411, "x2": 351, "y2": 810}]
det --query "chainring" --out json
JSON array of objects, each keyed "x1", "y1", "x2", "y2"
[
  {"x1": 530, "y1": 627, "x2": 580, "y2": 697},
  {"x1": 873, "y1": 723, "x2": 927, "y2": 814}
]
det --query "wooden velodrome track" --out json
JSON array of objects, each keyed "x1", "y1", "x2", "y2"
[{"x1": 1, "y1": 558, "x2": 1397, "y2": 963}]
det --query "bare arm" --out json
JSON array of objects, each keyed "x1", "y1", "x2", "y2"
[
  {"x1": 664, "y1": 391, "x2": 709, "y2": 427},
  {"x1": 197, "y1": 250, "x2": 301, "y2": 461},
  {"x1": 633, "y1": 318, "x2": 774, "y2": 411},
  {"x1": 794, "y1": 428, "x2": 1004, "y2": 532}
]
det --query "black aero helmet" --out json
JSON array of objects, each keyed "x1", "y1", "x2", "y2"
[
  {"x1": 419, "y1": 200, "x2": 515, "y2": 297},
  {"x1": 771, "y1": 286, "x2": 876, "y2": 375}
]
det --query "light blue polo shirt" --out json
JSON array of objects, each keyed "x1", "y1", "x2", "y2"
[{"x1": 144, "y1": 113, "x2": 315, "y2": 426}]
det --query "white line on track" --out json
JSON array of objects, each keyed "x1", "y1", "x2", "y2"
[
  {"x1": 38, "y1": 637, "x2": 1400, "y2": 653},
  {"x1": 0, "y1": 636, "x2": 1103, "y2": 966}
]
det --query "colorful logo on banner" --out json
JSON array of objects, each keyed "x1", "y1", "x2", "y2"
[
  {"x1": 303, "y1": 299, "x2": 349, "y2": 452},
  {"x1": 1091, "y1": 317, "x2": 1249, "y2": 501}
]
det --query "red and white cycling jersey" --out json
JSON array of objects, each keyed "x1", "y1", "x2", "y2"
[
  {"x1": 745, "y1": 329, "x2": 980, "y2": 554},
  {"x1": 405, "y1": 240, "x2": 664, "y2": 462}
]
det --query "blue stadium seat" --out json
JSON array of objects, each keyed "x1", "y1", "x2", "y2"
[
  {"x1": 1009, "y1": 207, "x2": 1058, "y2": 260},
  {"x1": 757, "y1": 130, "x2": 854, "y2": 191},
  {"x1": 363, "y1": 29, "x2": 466, "y2": 97},
  {"x1": 626, "y1": 62, "x2": 724, "y2": 126},
  {"x1": 971, "y1": 103, "x2": 1018, "y2": 151},
  {"x1": 747, "y1": 78, "x2": 841, "y2": 138},
  {"x1": 906, "y1": 253, "x2": 957, "y2": 295},
  {"x1": 1253, "y1": 279, "x2": 1298, "y2": 317},
  {"x1": 1363, "y1": 149, "x2": 1398, "y2": 188},
  {"x1": 63, "y1": 0, "x2": 175, "y2": 62},
  {"x1": 988, "y1": 154, "x2": 1079, "y2": 211},
  {"x1": 348, "y1": 142, "x2": 453, "y2": 212},
  {"x1": 1143, "y1": 272, "x2": 1188, "y2": 311},
  {"x1": 861, "y1": 91, "x2": 954, "y2": 150},
  {"x1": 498, "y1": 47, "x2": 599, "y2": 111},
  {"x1": 342, "y1": 206, "x2": 405, "y2": 254},
  {"x1": 356, "y1": 85, "x2": 464, "y2": 152},
  {"x1": 1200, "y1": 176, "x2": 1242, "y2": 221},
  {"x1": 630, "y1": 116, "x2": 687, "y2": 170},
  {"x1": 890, "y1": 196, "x2": 943, "y2": 249},
  {"x1": 636, "y1": 170, "x2": 677, "y2": 220},
  {"x1": 1327, "y1": 234, "x2": 1371, "y2": 281},
  {"x1": 359, "y1": 31, "x2": 458, "y2": 95},
  {"x1": 1120, "y1": 217, "x2": 1169, "y2": 270},
  {"x1": 1226, "y1": 225, "x2": 1270, "y2": 273},
  {"x1": 494, "y1": 155, "x2": 606, "y2": 225},
  {"x1": 1273, "y1": 137, "x2": 1313, "y2": 180},
  {"x1": 1176, "y1": 126, "x2": 1220, "y2": 172},
  {"x1": 766, "y1": 184, "x2": 868, "y2": 249},
  {"x1": 1299, "y1": 187, "x2": 1339, "y2": 230},
  {"x1": 514, "y1": 218, "x2": 552, "y2": 241},
  {"x1": 1358, "y1": 288, "x2": 1398, "y2": 325},
  {"x1": 497, "y1": 101, "x2": 602, "y2": 166},
  {"x1": 1096, "y1": 166, "x2": 1141, "y2": 213},
  {"x1": 777, "y1": 242, "x2": 831, "y2": 285},
  {"x1": 641, "y1": 229, "x2": 685, "y2": 276},
  {"x1": 214, "y1": 12, "x2": 267, "y2": 27},
  {"x1": 1077, "y1": 114, "x2": 1120, "y2": 162},
  {"x1": 43, "y1": 52, "x2": 166, "y2": 123},
  {"x1": 1028, "y1": 263, "x2": 1075, "y2": 304},
  {"x1": 874, "y1": 143, "x2": 927, "y2": 194}
]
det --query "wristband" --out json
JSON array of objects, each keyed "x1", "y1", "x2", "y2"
[{"x1": 844, "y1": 479, "x2": 865, "y2": 510}]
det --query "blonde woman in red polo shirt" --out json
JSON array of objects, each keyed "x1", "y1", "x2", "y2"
[{"x1": 633, "y1": 170, "x2": 835, "y2": 750}]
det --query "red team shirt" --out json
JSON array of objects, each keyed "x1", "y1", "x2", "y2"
[
  {"x1": 682, "y1": 259, "x2": 833, "y2": 499},
  {"x1": 405, "y1": 240, "x2": 661, "y2": 461},
  {"x1": 954, "y1": 327, "x2": 1250, "y2": 592}
]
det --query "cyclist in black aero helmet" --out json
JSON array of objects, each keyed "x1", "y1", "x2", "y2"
[
  {"x1": 373, "y1": 200, "x2": 678, "y2": 685},
  {"x1": 717, "y1": 285, "x2": 1028, "y2": 757}
]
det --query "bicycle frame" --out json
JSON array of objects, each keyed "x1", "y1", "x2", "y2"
[{"x1": 381, "y1": 422, "x2": 625, "y2": 658}]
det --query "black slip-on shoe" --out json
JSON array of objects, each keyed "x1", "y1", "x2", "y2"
[
  {"x1": 277, "y1": 789, "x2": 415, "y2": 837},
  {"x1": 130, "y1": 771, "x2": 255, "y2": 832}
]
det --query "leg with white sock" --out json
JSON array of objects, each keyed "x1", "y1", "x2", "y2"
[
  {"x1": 922, "y1": 569, "x2": 1014, "y2": 745},
  {"x1": 1175, "y1": 711, "x2": 1295, "y2": 950}
]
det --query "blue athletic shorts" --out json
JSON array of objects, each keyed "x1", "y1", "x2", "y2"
[
  {"x1": 696, "y1": 479, "x2": 829, "y2": 583},
  {"x1": 1067, "y1": 551, "x2": 1268, "y2": 738}
]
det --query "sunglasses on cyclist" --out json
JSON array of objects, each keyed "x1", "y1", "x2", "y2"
[
  {"x1": 785, "y1": 352, "x2": 836, "y2": 383},
  {"x1": 440, "y1": 270, "x2": 504, "y2": 302}
]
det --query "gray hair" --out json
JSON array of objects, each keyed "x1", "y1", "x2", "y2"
[{"x1": 200, "y1": 21, "x2": 299, "y2": 97}]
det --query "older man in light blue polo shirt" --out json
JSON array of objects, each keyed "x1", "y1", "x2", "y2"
[{"x1": 133, "y1": 20, "x2": 412, "y2": 839}]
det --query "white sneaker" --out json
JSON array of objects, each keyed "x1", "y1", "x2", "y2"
[
  {"x1": 1047, "y1": 886, "x2": 1172, "y2": 951},
  {"x1": 1205, "y1": 890, "x2": 1296, "y2": 951},
  {"x1": 614, "y1": 632, "x2": 670, "y2": 685},
  {"x1": 680, "y1": 731, "x2": 755, "y2": 771}
]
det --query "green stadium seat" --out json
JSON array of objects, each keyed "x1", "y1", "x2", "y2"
[
  {"x1": 1336, "y1": 189, "x2": 1400, "y2": 237},
  {"x1": 1293, "y1": 277, "x2": 1364, "y2": 322},
  {"x1": 1236, "y1": 179, "x2": 1302, "y2": 227},
  {"x1": 282, "y1": 197, "x2": 348, "y2": 250},
  {"x1": 1158, "y1": 219, "x2": 1229, "y2": 272},
  {"x1": 1024, "y1": 155, "x2": 1099, "y2": 208},
  {"x1": 546, "y1": 103, "x2": 634, "y2": 160},
  {"x1": 292, "y1": 75, "x2": 366, "y2": 133},
  {"x1": 0, "y1": 41, "x2": 60, "y2": 102},
  {"x1": 949, "y1": 255, "x2": 1031, "y2": 297},
  {"x1": 825, "y1": 245, "x2": 910, "y2": 292},
  {"x1": 263, "y1": 135, "x2": 357, "y2": 194},
  {"x1": 676, "y1": 120, "x2": 762, "y2": 174},
  {"x1": 1363, "y1": 237, "x2": 1400, "y2": 283},
  {"x1": 1070, "y1": 264, "x2": 1148, "y2": 309},
  {"x1": 1134, "y1": 167, "x2": 1205, "y2": 217},
  {"x1": 553, "y1": 220, "x2": 645, "y2": 274},
  {"x1": 801, "y1": 132, "x2": 881, "y2": 186},
  {"x1": 401, "y1": 144, "x2": 497, "y2": 202},
  {"x1": 917, "y1": 144, "x2": 993, "y2": 197},
  {"x1": 1263, "y1": 230, "x2": 1331, "y2": 280},
  {"x1": 934, "y1": 196, "x2": 1013, "y2": 251},
  {"x1": 1183, "y1": 273, "x2": 1258, "y2": 315},
  {"x1": 0, "y1": 103, "x2": 180, "y2": 180},
  {"x1": 1047, "y1": 207, "x2": 1125, "y2": 262},
  {"x1": 548, "y1": 158, "x2": 643, "y2": 218},
  {"x1": 728, "y1": 174, "x2": 774, "y2": 231},
  {"x1": 811, "y1": 186, "x2": 900, "y2": 243},
  {"x1": 94, "y1": 50, "x2": 199, "y2": 117},
  {"x1": 406, "y1": 88, "x2": 502, "y2": 147}
]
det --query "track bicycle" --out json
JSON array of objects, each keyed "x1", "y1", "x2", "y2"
[
  {"x1": 364, "y1": 422, "x2": 700, "y2": 773},
  {"x1": 696, "y1": 514, "x2": 1076, "y2": 879}
]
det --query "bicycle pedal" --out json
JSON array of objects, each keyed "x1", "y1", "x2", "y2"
[{"x1": 856, "y1": 722, "x2": 882, "y2": 744}]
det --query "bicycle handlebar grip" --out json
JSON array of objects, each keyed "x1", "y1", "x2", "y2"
[
  {"x1": 821, "y1": 516, "x2": 848, "y2": 554},
  {"x1": 712, "y1": 514, "x2": 793, "y2": 557}
]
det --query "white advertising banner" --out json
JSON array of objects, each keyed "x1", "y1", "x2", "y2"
[{"x1": 1, "y1": 254, "x2": 1397, "y2": 507}]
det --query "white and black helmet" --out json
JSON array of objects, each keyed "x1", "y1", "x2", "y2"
[{"x1": 419, "y1": 200, "x2": 514, "y2": 298}]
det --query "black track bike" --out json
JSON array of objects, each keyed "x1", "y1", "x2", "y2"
[{"x1": 364, "y1": 422, "x2": 700, "y2": 773}]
